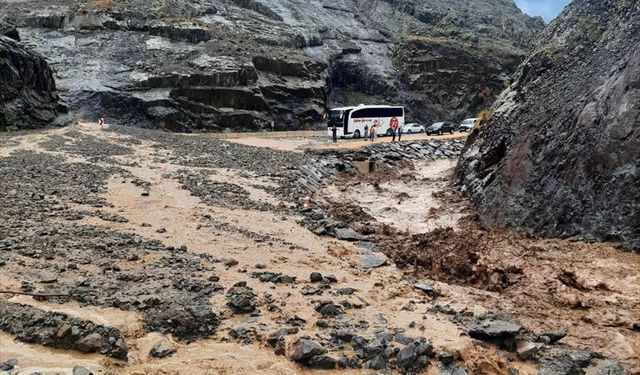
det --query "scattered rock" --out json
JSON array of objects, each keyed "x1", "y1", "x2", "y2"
[
  {"x1": 0, "y1": 359, "x2": 17, "y2": 371},
  {"x1": 438, "y1": 362, "x2": 469, "y2": 375},
  {"x1": 516, "y1": 340, "x2": 544, "y2": 360},
  {"x1": 76, "y1": 333, "x2": 105, "y2": 353},
  {"x1": 226, "y1": 282, "x2": 257, "y2": 313},
  {"x1": 540, "y1": 331, "x2": 567, "y2": 344},
  {"x1": 72, "y1": 366, "x2": 93, "y2": 375},
  {"x1": 397, "y1": 340, "x2": 434, "y2": 374},
  {"x1": 290, "y1": 338, "x2": 326, "y2": 363},
  {"x1": 334, "y1": 228, "x2": 365, "y2": 241},
  {"x1": 310, "y1": 272, "x2": 323, "y2": 282},
  {"x1": 315, "y1": 301, "x2": 342, "y2": 317},
  {"x1": 467, "y1": 316, "x2": 522, "y2": 343},
  {"x1": 150, "y1": 341, "x2": 177, "y2": 358},
  {"x1": 361, "y1": 253, "x2": 388, "y2": 269},
  {"x1": 413, "y1": 282, "x2": 440, "y2": 299},
  {"x1": 308, "y1": 355, "x2": 338, "y2": 369}
]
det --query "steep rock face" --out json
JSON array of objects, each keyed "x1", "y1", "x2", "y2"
[
  {"x1": 458, "y1": 0, "x2": 640, "y2": 250},
  {"x1": 0, "y1": 0, "x2": 541, "y2": 132},
  {"x1": 0, "y1": 28, "x2": 69, "y2": 131}
]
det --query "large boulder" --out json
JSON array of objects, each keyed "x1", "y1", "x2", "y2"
[
  {"x1": 0, "y1": 35, "x2": 69, "y2": 131},
  {"x1": 458, "y1": 0, "x2": 640, "y2": 250}
]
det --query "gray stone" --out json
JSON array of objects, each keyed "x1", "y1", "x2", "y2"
[
  {"x1": 334, "y1": 228, "x2": 364, "y2": 241},
  {"x1": 307, "y1": 355, "x2": 338, "y2": 369},
  {"x1": 413, "y1": 282, "x2": 440, "y2": 298},
  {"x1": 0, "y1": 359, "x2": 17, "y2": 371},
  {"x1": 438, "y1": 362, "x2": 469, "y2": 375},
  {"x1": 150, "y1": 341, "x2": 177, "y2": 358},
  {"x1": 289, "y1": 338, "x2": 326, "y2": 363},
  {"x1": 467, "y1": 318, "x2": 522, "y2": 340},
  {"x1": 361, "y1": 253, "x2": 388, "y2": 269},
  {"x1": 516, "y1": 340, "x2": 544, "y2": 360},
  {"x1": 72, "y1": 366, "x2": 93, "y2": 375},
  {"x1": 76, "y1": 333, "x2": 104, "y2": 353}
]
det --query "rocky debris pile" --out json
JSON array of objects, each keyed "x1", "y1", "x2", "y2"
[
  {"x1": 537, "y1": 347, "x2": 629, "y2": 375},
  {"x1": 294, "y1": 138, "x2": 465, "y2": 193},
  {"x1": 0, "y1": 149, "x2": 221, "y2": 342},
  {"x1": 287, "y1": 139, "x2": 466, "y2": 248},
  {"x1": 0, "y1": 32, "x2": 70, "y2": 131},
  {"x1": 110, "y1": 125, "x2": 311, "y2": 175},
  {"x1": 458, "y1": 0, "x2": 640, "y2": 250},
  {"x1": 459, "y1": 312, "x2": 627, "y2": 373},
  {"x1": 285, "y1": 329, "x2": 447, "y2": 372},
  {"x1": 250, "y1": 271, "x2": 296, "y2": 284},
  {"x1": 0, "y1": 302, "x2": 128, "y2": 360},
  {"x1": 169, "y1": 169, "x2": 275, "y2": 212},
  {"x1": 38, "y1": 131, "x2": 135, "y2": 163},
  {"x1": 0, "y1": 0, "x2": 541, "y2": 131}
]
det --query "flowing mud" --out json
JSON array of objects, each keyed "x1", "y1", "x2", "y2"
[
  {"x1": 319, "y1": 159, "x2": 640, "y2": 373},
  {"x1": 0, "y1": 124, "x2": 637, "y2": 374}
]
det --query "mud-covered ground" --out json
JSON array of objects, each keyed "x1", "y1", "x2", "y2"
[{"x1": 0, "y1": 124, "x2": 637, "y2": 375}]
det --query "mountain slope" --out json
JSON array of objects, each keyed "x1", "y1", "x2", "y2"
[
  {"x1": 458, "y1": 0, "x2": 640, "y2": 250},
  {"x1": 0, "y1": 23, "x2": 70, "y2": 131},
  {"x1": 0, "y1": 0, "x2": 542, "y2": 131}
]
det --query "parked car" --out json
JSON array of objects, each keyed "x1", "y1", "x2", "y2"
[
  {"x1": 402, "y1": 123, "x2": 425, "y2": 134},
  {"x1": 426, "y1": 122, "x2": 456, "y2": 135},
  {"x1": 459, "y1": 118, "x2": 479, "y2": 132}
]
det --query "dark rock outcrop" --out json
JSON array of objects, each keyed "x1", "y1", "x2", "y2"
[
  {"x1": 0, "y1": 35, "x2": 69, "y2": 131},
  {"x1": 0, "y1": 0, "x2": 542, "y2": 132},
  {"x1": 458, "y1": 0, "x2": 640, "y2": 250}
]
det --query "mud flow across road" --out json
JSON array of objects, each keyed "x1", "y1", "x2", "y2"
[{"x1": 0, "y1": 124, "x2": 637, "y2": 375}]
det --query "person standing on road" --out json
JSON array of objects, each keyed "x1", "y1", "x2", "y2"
[
  {"x1": 364, "y1": 124, "x2": 369, "y2": 141},
  {"x1": 332, "y1": 123, "x2": 337, "y2": 143},
  {"x1": 390, "y1": 116, "x2": 399, "y2": 142},
  {"x1": 370, "y1": 120, "x2": 379, "y2": 142},
  {"x1": 271, "y1": 121, "x2": 275, "y2": 132}
]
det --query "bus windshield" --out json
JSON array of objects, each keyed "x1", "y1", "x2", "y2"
[{"x1": 329, "y1": 110, "x2": 344, "y2": 125}]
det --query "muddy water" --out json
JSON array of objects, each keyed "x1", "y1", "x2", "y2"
[
  {"x1": 322, "y1": 159, "x2": 465, "y2": 233},
  {"x1": 3, "y1": 125, "x2": 637, "y2": 374},
  {"x1": 320, "y1": 156, "x2": 640, "y2": 373},
  {"x1": 0, "y1": 332, "x2": 108, "y2": 375}
]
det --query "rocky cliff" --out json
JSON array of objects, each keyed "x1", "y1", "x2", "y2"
[
  {"x1": 0, "y1": 0, "x2": 542, "y2": 131},
  {"x1": 0, "y1": 23, "x2": 70, "y2": 131},
  {"x1": 458, "y1": 0, "x2": 640, "y2": 250}
]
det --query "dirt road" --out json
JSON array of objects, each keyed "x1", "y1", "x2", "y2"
[{"x1": 224, "y1": 132, "x2": 468, "y2": 152}]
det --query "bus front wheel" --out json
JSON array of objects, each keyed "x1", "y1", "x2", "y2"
[{"x1": 354, "y1": 130, "x2": 361, "y2": 139}]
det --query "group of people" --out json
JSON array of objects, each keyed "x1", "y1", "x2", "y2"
[{"x1": 364, "y1": 117, "x2": 403, "y2": 142}]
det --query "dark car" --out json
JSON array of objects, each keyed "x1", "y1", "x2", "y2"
[{"x1": 426, "y1": 122, "x2": 456, "y2": 135}]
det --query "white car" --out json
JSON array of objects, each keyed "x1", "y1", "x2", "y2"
[
  {"x1": 459, "y1": 118, "x2": 478, "y2": 132},
  {"x1": 402, "y1": 123, "x2": 425, "y2": 134}
]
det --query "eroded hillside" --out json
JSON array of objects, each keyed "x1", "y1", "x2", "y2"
[{"x1": 0, "y1": 0, "x2": 543, "y2": 131}]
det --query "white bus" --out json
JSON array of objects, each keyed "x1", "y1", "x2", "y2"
[{"x1": 328, "y1": 104, "x2": 405, "y2": 139}]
